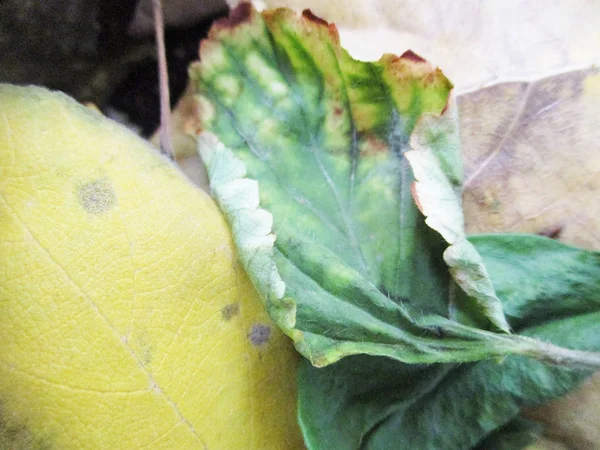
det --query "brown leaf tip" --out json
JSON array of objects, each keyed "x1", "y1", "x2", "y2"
[
  {"x1": 302, "y1": 9, "x2": 329, "y2": 27},
  {"x1": 301, "y1": 9, "x2": 340, "y2": 44},
  {"x1": 400, "y1": 50, "x2": 427, "y2": 63},
  {"x1": 214, "y1": 2, "x2": 253, "y2": 29}
]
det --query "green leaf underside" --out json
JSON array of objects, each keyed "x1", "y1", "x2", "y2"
[
  {"x1": 190, "y1": 5, "x2": 598, "y2": 367},
  {"x1": 298, "y1": 233, "x2": 600, "y2": 449}
]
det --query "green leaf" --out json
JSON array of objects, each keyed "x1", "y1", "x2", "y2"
[
  {"x1": 191, "y1": 4, "x2": 600, "y2": 368},
  {"x1": 475, "y1": 417, "x2": 543, "y2": 450},
  {"x1": 298, "y1": 233, "x2": 600, "y2": 449},
  {"x1": 472, "y1": 234, "x2": 600, "y2": 330}
]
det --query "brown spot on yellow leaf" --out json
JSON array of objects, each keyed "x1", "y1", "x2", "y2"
[
  {"x1": 0, "y1": 400, "x2": 50, "y2": 449},
  {"x1": 221, "y1": 303, "x2": 240, "y2": 321},
  {"x1": 77, "y1": 178, "x2": 116, "y2": 215},
  {"x1": 248, "y1": 324, "x2": 271, "y2": 347}
]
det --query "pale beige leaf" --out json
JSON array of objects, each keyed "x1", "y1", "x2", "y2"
[
  {"x1": 461, "y1": 68, "x2": 600, "y2": 249},
  {"x1": 526, "y1": 375, "x2": 600, "y2": 449},
  {"x1": 229, "y1": 0, "x2": 600, "y2": 93}
]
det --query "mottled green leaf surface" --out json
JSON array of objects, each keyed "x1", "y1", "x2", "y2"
[
  {"x1": 191, "y1": 4, "x2": 523, "y2": 367},
  {"x1": 190, "y1": 4, "x2": 600, "y2": 368},
  {"x1": 298, "y1": 234, "x2": 600, "y2": 449},
  {"x1": 476, "y1": 417, "x2": 543, "y2": 450},
  {"x1": 474, "y1": 234, "x2": 600, "y2": 330},
  {"x1": 190, "y1": 5, "x2": 600, "y2": 449}
]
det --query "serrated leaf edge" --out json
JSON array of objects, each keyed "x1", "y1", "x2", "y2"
[
  {"x1": 406, "y1": 101, "x2": 511, "y2": 333},
  {"x1": 197, "y1": 132, "x2": 301, "y2": 339}
]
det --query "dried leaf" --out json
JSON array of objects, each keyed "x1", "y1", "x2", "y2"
[{"x1": 461, "y1": 68, "x2": 600, "y2": 248}]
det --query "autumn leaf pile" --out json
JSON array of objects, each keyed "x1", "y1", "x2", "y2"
[{"x1": 2, "y1": 2, "x2": 600, "y2": 449}]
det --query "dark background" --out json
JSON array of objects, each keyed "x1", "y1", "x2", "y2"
[{"x1": 0, "y1": 0, "x2": 227, "y2": 135}]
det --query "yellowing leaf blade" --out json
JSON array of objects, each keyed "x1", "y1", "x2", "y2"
[{"x1": 0, "y1": 84, "x2": 303, "y2": 449}]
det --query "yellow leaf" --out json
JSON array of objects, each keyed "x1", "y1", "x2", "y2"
[{"x1": 0, "y1": 85, "x2": 303, "y2": 449}]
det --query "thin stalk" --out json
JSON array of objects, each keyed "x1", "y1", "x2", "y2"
[
  {"x1": 432, "y1": 319, "x2": 600, "y2": 371},
  {"x1": 152, "y1": 0, "x2": 174, "y2": 159},
  {"x1": 526, "y1": 339, "x2": 600, "y2": 372}
]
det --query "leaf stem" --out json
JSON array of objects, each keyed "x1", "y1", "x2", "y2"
[
  {"x1": 523, "y1": 339, "x2": 600, "y2": 372},
  {"x1": 152, "y1": 0, "x2": 173, "y2": 159}
]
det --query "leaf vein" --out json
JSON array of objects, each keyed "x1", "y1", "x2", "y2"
[{"x1": 0, "y1": 192, "x2": 206, "y2": 447}]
